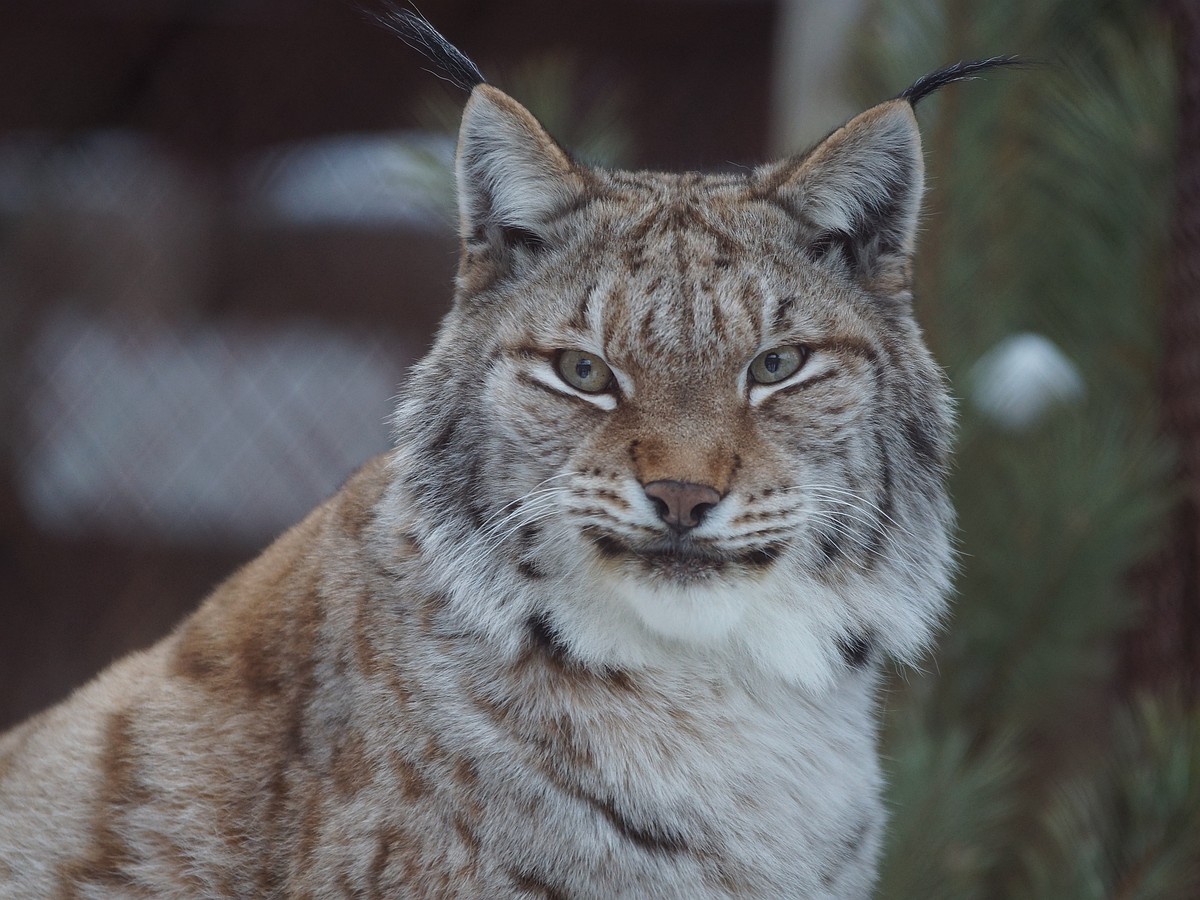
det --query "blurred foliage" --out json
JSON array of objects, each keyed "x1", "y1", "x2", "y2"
[
  {"x1": 854, "y1": 0, "x2": 1200, "y2": 895},
  {"x1": 1019, "y1": 696, "x2": 1200, "y2": 898}
]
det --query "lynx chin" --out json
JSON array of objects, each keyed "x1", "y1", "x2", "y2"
[{"x1": 0, "y1": 12, "x2": 1014, "y2": 898}]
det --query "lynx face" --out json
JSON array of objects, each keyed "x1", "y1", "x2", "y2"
[{"x1": 394, "y1": 85, "x2": 955, "y2": 691}]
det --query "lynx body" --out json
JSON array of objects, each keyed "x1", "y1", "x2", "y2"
[{"x1": 0, "y1": 20, "x2": 1006, "y2": 897}]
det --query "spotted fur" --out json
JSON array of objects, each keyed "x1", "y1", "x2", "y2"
[{"x1": 0, "y1": 30, "x2": 980, "y2": 896}]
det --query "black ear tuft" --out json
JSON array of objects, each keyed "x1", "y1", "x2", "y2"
[
  {"x1": 372, "y1": 3, "x2": 486, "y2": 93},
  {"x1": 900, "y1": 56, "x2": 1024, "y2": 107}
]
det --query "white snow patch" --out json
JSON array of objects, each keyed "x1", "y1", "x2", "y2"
[{"x1": 970, "y1": 332, "x2": 1085, "y2": 430}]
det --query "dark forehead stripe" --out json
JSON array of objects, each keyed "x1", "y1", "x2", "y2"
[
  {"x1": 567, "y1": 284, "x2": 595, "y2": 332},
  {"x1": 671, "y1": 218, "x2": 699, "y2": 335},
  {"x1": 619, "y1": 202, "x2": 751, "y2": 345},
  {"x1": 603, "y1": 282, "x2": 629, "y2": 350},
  {"x1": 770, "y1": 294, "x2": 798, "y2": 334},
  {"x1": 739, "y1": 279, "x2": 765, "y2": 337},
  {"x1": 670, "y1": 203, "x2": 747, "y2": 260},
  {"x1": 706, "y1": 280, "x2": 728, "y2": 345},
  {"x1": 623, "y1": 200, "x2": 746, "y2": 250}
]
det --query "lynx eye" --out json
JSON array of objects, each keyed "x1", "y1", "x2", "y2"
[
  {"x1": 556, "y1": 350, "x2": 614, "y2": 393},
  {"x1": 749, "y1": 346, "x2": 807, "y2": 384}
]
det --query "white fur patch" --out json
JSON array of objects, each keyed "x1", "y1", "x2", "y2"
[
  {"x1": 539, "y1": 549, "x2": 873, "y2": 693},
  {"x1": 605, "y1": 576, "x2": 753, "y2": 644}
]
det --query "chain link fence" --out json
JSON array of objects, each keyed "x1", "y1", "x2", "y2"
[{"x1": 0, "y1": 124, "x2": 456, "y2": 727}]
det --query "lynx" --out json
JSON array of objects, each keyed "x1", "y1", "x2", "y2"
[{"x1": 0, "y1": 13, "x2": 1012, "y2": 898}]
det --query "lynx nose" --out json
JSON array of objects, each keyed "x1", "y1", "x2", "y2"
[{"x1": 643, "y1": 480, "x2": 722, "y2": 533}]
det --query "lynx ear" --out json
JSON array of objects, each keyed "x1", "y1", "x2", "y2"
[
  {"x1": 759, "y1": 100, "x2": 924, "y2": 285},
  {"x1": 456, "y1": 84, "x2": 584, "y2": 251}
]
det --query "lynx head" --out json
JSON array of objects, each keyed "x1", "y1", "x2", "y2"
[{"x1": 386, "y1": 12, "x2": 1012, "y2": 691}]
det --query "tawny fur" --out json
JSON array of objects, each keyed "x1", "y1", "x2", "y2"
[{"x1": 1, "y1": 69, "x2": 959, "y2": 898}]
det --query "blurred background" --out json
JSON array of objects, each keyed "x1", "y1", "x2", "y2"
[{"x1": 1, "y1": 0, "x2": 1197, "y2": 893}]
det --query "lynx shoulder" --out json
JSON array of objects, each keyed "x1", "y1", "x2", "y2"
[{"x1": 0, "y1": 15, "x2": 1014, "y2": 897}]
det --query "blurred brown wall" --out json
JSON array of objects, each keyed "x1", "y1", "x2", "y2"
[{"x1": 0, "y1": 0, "x2": 779, "y2": 729}]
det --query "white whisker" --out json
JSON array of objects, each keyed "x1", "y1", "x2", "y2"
[
  {"x1": 478, "y1": 495, "x2": 563, "y2": 553},
  {"x1": 804, "y1": 484, "x2": 925, "y2": 544},
  {"x1": 476, "y1": 471, "x2": 577, "y2": 531}
]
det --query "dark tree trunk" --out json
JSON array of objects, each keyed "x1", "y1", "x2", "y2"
[{"x1": 1126, "y1": 0, "x2": 1200, "y2": 697}]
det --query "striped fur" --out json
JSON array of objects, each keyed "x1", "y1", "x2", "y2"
[{"x1": 0, "y1": 67, "x2": 960, "y2": 897}]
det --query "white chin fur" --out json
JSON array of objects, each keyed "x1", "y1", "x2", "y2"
[
  {"x1": 607, "y1": 576, "x2": 751, "y2": 644},
  {"x1": 600, "y1": 575, "x2": 845, "y2": 692},
  {"x1": 410, "y1": 497, "x2": 946, "y2": 694},
  {"x1": 542, "y1": 560, "x2": 858, "y2": 694}
]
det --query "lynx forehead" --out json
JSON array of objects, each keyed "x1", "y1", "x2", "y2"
[{"x1": 0, "y1": 10, "x2": 1015, "y2": 896}]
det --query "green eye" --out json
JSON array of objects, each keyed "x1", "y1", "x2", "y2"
[
  {"x1": 556, "y1": 350, "x2": 614, "y2": 393},
  {"x1": 749, "y1": 346, "x2": 807, "y2": 384}
]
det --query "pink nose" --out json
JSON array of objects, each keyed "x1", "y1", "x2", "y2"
[{"x1": 642, "y1": 480, "x2": 722, "y2": 533}]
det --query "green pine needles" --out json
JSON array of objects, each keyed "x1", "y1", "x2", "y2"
[{"x1": 854, "y1": 0, "x2": 1198, "y2": 895}]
